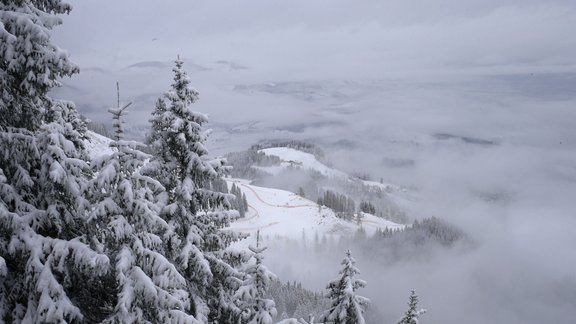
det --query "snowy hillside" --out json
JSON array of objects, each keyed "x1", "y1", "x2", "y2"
[
  {"x1": 257, "y1": 147, "x2": 348, "y2": 179},
  {"x1": 254, "y1": 146, "x2": 417, "y2": 213},
  {"x1": 84, "y1": 131, "x2": 115, "y2": 159},
  {"x1": 225, "y1": 178, "x2": 405, "y2": 248}
]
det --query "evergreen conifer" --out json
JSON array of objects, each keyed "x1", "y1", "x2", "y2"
[
  {"x1": 88, "y1": 100, "x2": 195, "y2": 323},
  {"x1": 145, "y1": 58, "x2": 247, "y2": 322},
  {"x1": 398, "y1": 289, "x2": 426, "y2": 324},
  {"x1": 0, "y1": 2, "x2": 108, "y2": 321},
  {"x1": 318, "y1": 250, "x2": 369, "y2": 324}
]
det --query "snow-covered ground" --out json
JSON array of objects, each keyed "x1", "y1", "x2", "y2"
[
  {"x1": 84, "y1": 131, "x2": 114, "y2": 159},
  {"x1": 258, "y1": 147, "x2": 348, "y2": 179},
  {"x1": 225, "y1": 178, "x2": 404, "y2": 248},
  {"x1": 255, "y1": 146, "x2": 418, "y2": 214}
]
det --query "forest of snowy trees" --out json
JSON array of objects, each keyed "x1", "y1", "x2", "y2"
[{"x1": 0, "y1": 1, "x2": 425, "y2": 323}]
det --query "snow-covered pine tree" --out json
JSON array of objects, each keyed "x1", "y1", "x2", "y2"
[
  {"x1": 235, "y1": 231, "x2": 277, "y2": 324},
  {"x1": 397, "y1": 289, "x2": 426, "y2": 324},
  {"x1": 243, "y1": 192, "x2": 249, "y2": 216},
  {"x1": 37, "y1": 100, "x2": 91, "y2": 238},
  {"x1": 0, "y1": 1, "x2": 109, "y2": 322},
  {"x1": 211, "y1": 177, "x2": 229, "y2": 195},
  {"x1": 87, "y1": 100, "x2": 198, "y2": 323},
  {"x1": 144, "y1": 57, "x2": 248, "y2": 322},
  {"x1": 0, "y1": 0, "x2": 78, "y2": 130},
  {"x1": 230, "y1": 183, "x2": 239, "y2": 215},
  {"x1": 229, "y1": 183, "x2": 248, "y2": 218},
  {"x1": 318, "y1": 250, "x2": 369, "y2": 324},
  {"x1": 146, "y1": 97, "x2": 168, "y2": 155}
]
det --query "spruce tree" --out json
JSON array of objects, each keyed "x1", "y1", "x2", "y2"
[
  {"x1": 230, "y1": 184, "x2": 248, "y2": 218},
  {"x1": 87, "y1": 101, "x2": 197, "y2": 323},
  {"x1": 0, "y1": 0, "x2": 78, "y2": 130},
  {"x1": 318, "y1": 250, "x2": 369, "y2": 324},
  {"x1": 0, "y1": 100, "x2": 108, "y2": 322},
  {"x1": 0, "y1": 1, "x2": 108, "y2": 322},
  {"x1": 235, "y1": 231, "x2": 277, "y2": 324},
  {"x1": 398, "y1": 289, "x2": 426, "y2": 324},
  {"x1": 145, "y1": 57, "x2": 247, "y2": 322},
  {"x1": 243, "y1": 193, "x2": 249, "y2": 215}
]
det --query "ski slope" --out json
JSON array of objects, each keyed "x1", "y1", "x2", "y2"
[{"x1": 226, "y1": 179, "x2": 405, "y2": 247}]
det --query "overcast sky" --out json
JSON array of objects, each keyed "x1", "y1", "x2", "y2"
[{"x1": 55, "y1": 0, "x2": 576, "y2": 77}]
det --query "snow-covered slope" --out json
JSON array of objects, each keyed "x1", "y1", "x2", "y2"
[
  {"x1": 258, "y1": 147, "x2": 348, "y2": 178},
  {"x1": 226, "y1": 178, "x2": 404, "y2": 247},
  {"x1": 255, "y1": 146, "x2": 417, "y2": 212},
  {"x1": 84, "y1": 131, "x2": 114, "y2": 159}
]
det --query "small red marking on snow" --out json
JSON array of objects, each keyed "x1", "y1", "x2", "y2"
[{"x1": 233, "y1": 204, "x2": 259, "y2": 223}]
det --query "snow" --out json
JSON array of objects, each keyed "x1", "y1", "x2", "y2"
[
  {"x1": 256, "y1": 147, "x2": 418, "y2": 210},
  {"x1": 0, "y1": 256, "x2": 6, "y2": 277},
  {"x1": 84, "y1": 131, "x2": 115, "y2": 159},
  {"x1": 258, "y1": 147, "x2": 349, "y2": 179},
  {"x1": 225, "y1": 179, "x2": 405, "y2": 248}
]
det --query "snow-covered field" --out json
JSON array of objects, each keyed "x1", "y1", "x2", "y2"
[
  {"x1": 257, "y1": 147, "x2": 348, "y2": 179},
  {"x1": 226, "y1": 178, "x2": 404, "y2": 249},
  {"x1": 84, "y1": 131, "x2": 114, "y2": 159}
]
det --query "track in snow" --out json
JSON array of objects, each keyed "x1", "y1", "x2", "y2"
[
  {"x1": 236, "y1": 181, "x2": 401, "y2": 230},
  {"x1": 229, "y1": 221, "x2": 281, "y2": 232},
  {"x1": 239, "y1": 183, "x2": 316, "y2": 209},
  {"x1": 232, "y1": 204, "x2": 260, "y2": 223}
]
